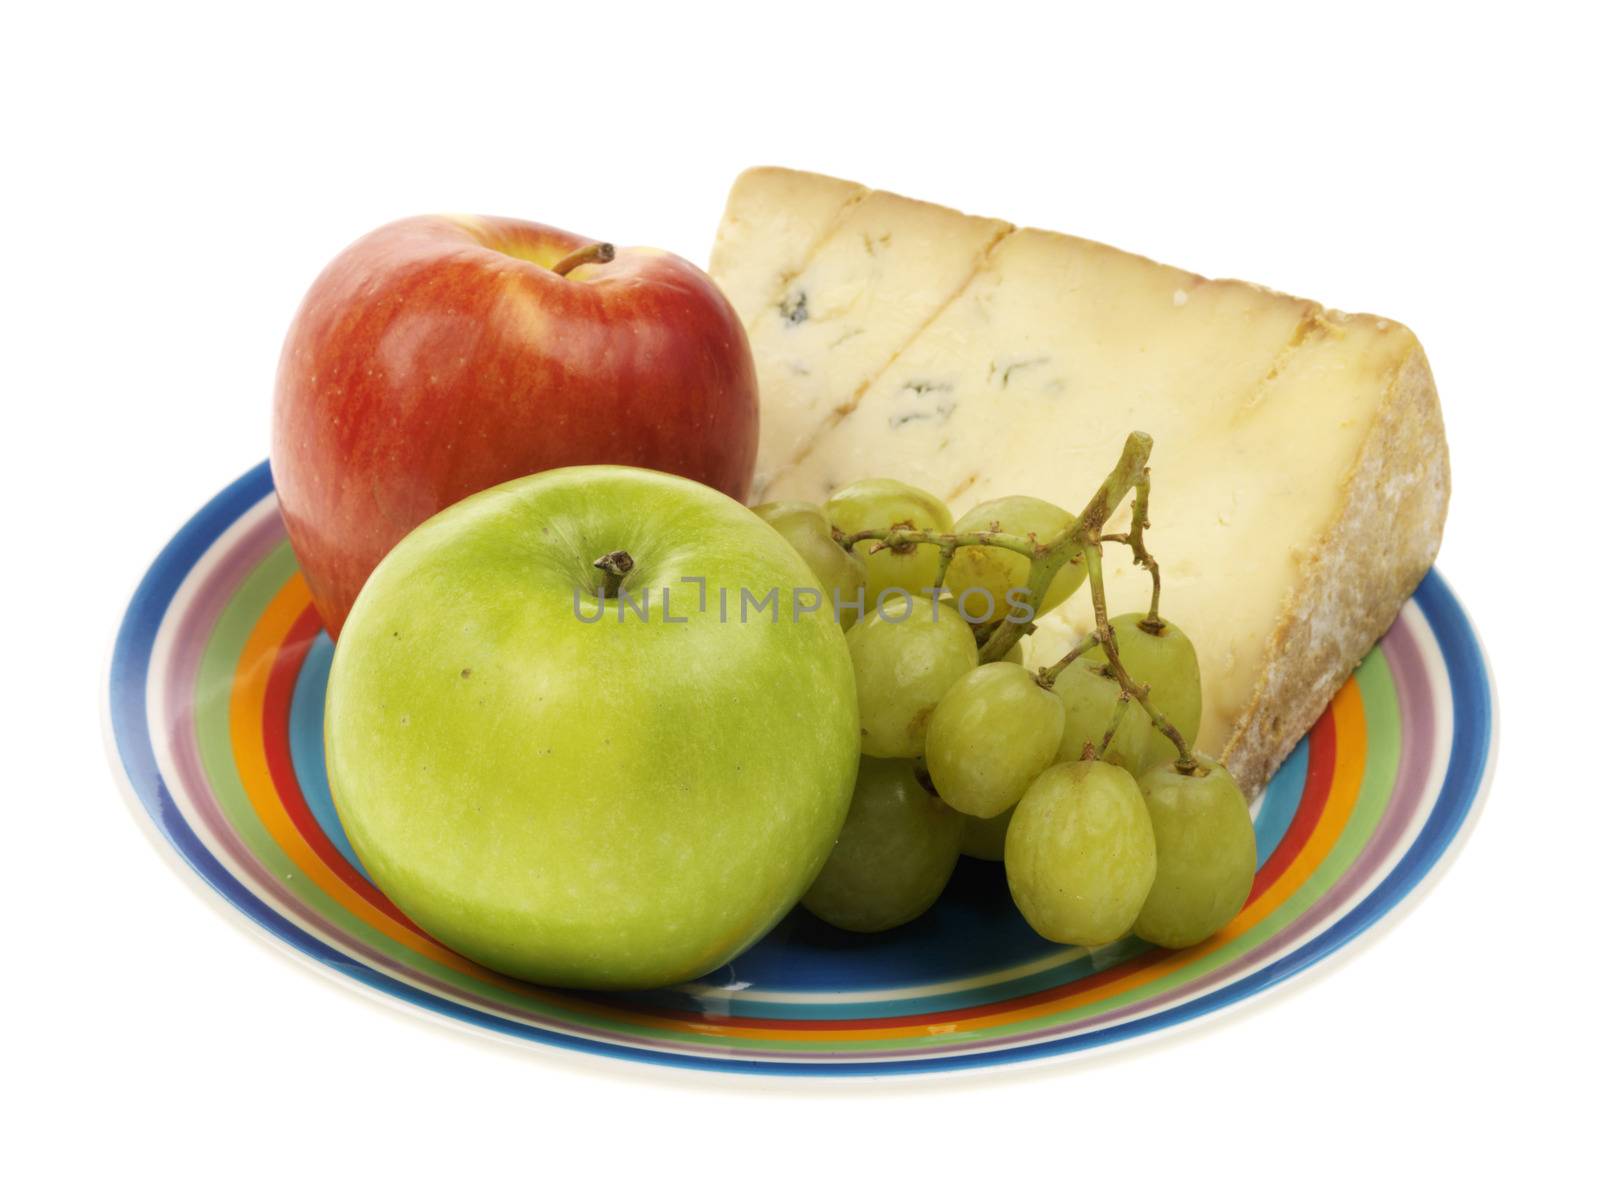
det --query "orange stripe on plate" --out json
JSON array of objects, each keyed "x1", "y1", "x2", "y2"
[
  {"x1": 573, "y1": 676, "x2": 1374, "y2": 1046},
  {"x1": 228, "y1": 574, "x2": 515, "y2": 989},
  {"x1": 231, "y1": 575, "x2": 1370, "y2": 1047},
  {"x1": 636, "y1": 678, "x2": 1372, "y2": 1044}
]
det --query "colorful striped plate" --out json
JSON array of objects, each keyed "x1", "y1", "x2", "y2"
[{"x1": 106, "y1": 463, "x2": 1495, "y2": 1077}]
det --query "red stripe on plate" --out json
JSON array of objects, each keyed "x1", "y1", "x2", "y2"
[{"x1": 262, "y1": 603, "x2": 425, "y2": 935}]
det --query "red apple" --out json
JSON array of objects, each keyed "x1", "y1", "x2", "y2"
[{"x1": 271, "y1": 215, "x2": 758, "y2": 636}]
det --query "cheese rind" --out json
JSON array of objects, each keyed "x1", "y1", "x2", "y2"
[
  {"x1": 717, "y1": 173, "x2": 1448, "y2": 795},
  {"x1": 1221, "y1": 344, "x2": 1446, "y2": 791},
  {"x1": 739, "y1": 187, "x2": 1012, "y2": 495}
]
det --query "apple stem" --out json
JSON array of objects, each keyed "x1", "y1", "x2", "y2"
[
  {"x1": 592, "y1": 550, "x2": 634, "y2": 600},
  {"x1": 551, "y1": 242, "x2": 616, "y2": 277}
]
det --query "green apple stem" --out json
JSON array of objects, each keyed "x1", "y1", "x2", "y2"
[
  {"x1": 592, "y1": 550, "x2": 635, "y2": 600},
  {"x1": 551, "y1": 242, "x2": 616, "y2": 277}
]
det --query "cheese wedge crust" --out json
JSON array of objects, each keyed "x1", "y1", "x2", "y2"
[{"x1": 713, "y1": 169, "x2": 1448, "y2": 796}]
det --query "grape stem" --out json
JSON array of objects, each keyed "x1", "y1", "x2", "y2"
[
  {"x1": 1100, "y1": 467, "x2": 1163, "y2": 630},
  {"x1": 839, "y1": 527, "x2": 1044, "y2": 628},
  {"x1": 838, "y1": 432, "x2": 1156, "y2": 664},
  {"x1": 838, "y1": 526, "x2": 1040, "y2": 558},
  {"x1": 1081, "y1": 541, "x2": 1200, "y2": 774},
  {"x1": 977, "y1": 432, "x2": 1152, "y2": 663},
  {"x1": 1035, "y1": 630, "x2": 1101, "y2": 688},
  {"x1": 831, "y1": 430, "x2": 1196, "y2": 771},
  {"x1": 1097, "y1": 692, "x2": 1132, "y2": 759},
  {"x1": 931, "y1": 540, "x2": 959, "y2": 592}
]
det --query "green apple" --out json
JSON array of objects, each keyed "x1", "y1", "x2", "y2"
[{"x1": 324, "y1": 465, "x2": 860, "y2": 990}]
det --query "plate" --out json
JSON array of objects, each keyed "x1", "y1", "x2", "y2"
[{"x1": 107, "y1": 462, "x2": 1495, "y2": 1077}]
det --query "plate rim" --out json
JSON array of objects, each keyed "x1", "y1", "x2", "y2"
[{"x1": 104, "y1": 460, "x2": 1498, "y2": 1080}]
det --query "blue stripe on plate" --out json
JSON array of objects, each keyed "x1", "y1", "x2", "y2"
[
  {"x1": 108, "y1": 463, "x2": 1494, "y2": 1076},
  {"x1": 287, "y1": 633, "x2": 370, "y2": 882}
]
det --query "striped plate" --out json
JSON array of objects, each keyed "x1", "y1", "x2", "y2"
[{"x1": 107, "y1": 463, "x2": 1495, "y2": 1077}]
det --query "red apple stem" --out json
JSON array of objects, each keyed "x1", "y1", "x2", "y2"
[{"x1": 551, "y1": 242, "x2": 616, "y2": 277}]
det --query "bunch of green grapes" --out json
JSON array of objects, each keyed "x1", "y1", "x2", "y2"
[{"x1": 755, "y1": 478, "x2": 1256, "y2": 948}]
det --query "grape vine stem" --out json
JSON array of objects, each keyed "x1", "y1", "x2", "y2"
[
  {"x1": 1101, "y1": 467, "x2": 1163, "y2": 629},
  {"x1": 836, "y1": 431, "x2": 1154, "y2": 663},
  {"x1": 1082, "y1": 541, "x2": 1200, "y2": 774},
  {"x1": 832, "y1": 430, "x2": 1198, "y2": 772},
  {"x1": 1035, "y1": 630, "x2": 1101, "y2": 688}
]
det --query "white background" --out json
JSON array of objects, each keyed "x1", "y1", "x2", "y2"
[{"x1": 5, "y1": 2, "x2": 1595, "y2": 1195}]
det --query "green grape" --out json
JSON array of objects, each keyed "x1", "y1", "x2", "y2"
[
  {"x1": 932, "y1": 605, "x2": 1025, "y2": 664},
  {"x1": 1005, "y1": 760, "x2": 1157, "y2": 946},
  {"x1": 1087, "y1": 614, "x2": 1202, "y2": 754},
  {"x1": 944, "y1": 496, "x2": 1087, "y2": 624},
  {"x1": 824, "y1": 479, "x2": 953, "y2": 610},
  {"x1": 925, "y1": 662, "x2": 1066, "y2": 818},
  {"x1": 1134, "y1": 756, "x2": 1257, "y2": 949},
  {"x1": 1049, "y1": 658, "x2": 1156, "y2": 772},
  {"x1": 959, "y1": 806, "x2": 1014, "y2": 861},
  {"x1": 751, "y1": 500, "x2": 869, "y2": 629},
  {"x1": 802, "y1": 756, "x2": 963, "y2": 932},
  {"x1": 846, "y1": 595, "x2": 979, "y2": 758}
]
